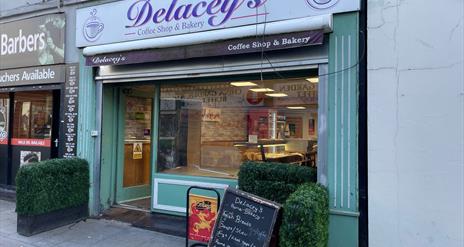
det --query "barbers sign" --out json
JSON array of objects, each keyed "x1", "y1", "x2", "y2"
[
  {"x1": 76, "y1": 0, "x2": 359, "y2": 47},
  {"x1": 0, "y1": 14, "x2": 65, "y2": 70}
]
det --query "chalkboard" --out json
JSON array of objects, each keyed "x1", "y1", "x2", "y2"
[{"x1": 208, "y1": 188, "x2": 281, "y2": 247}]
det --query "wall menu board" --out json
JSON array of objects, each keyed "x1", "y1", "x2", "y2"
[
  {"x1": 60, "y1": 64, "x2": 79, "y2": 158},
  {"x1": 209, "y1": 188, "x2": 281, "y2": 247}
]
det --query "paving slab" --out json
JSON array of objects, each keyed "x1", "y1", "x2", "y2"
[{"x1": 0, "y1": 200, "x2": 184, "y2": 247}]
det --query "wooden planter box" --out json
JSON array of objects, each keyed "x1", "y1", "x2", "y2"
[{"x1": 17, "y1": 204, "x2": 88, "y2": 237}]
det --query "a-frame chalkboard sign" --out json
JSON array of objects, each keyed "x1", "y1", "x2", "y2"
[{"x1": 208, "y1": 188, "x2": 282, "y2": 247}]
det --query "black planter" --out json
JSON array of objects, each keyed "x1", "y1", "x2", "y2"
[{"x1": 17, "y1": 204, "x2": 88, "y2": 237}]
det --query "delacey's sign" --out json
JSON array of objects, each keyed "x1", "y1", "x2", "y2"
[
  {"x1": 0, "y1": 14, "x2": 65, "y2": 70},
  {"x1": 85, "y1": 31, "x2": 323, "y2": 66},
  {"x1": 209, "y1": 188, "x2": 281, "y2": 247},
  {"x1": 76, "y1": 0, "x2": 359, "y2": 47}
]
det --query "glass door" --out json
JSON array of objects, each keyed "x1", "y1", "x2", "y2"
[
  {"x1": 9, "y1": 90, "x2": 59, "y2": 185},
  {"x1": 116, "y1": 87, "x2": 153, "y2": 206}
]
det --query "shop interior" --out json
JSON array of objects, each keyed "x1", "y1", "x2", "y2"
[
  {"x1": 115, "y1": 71, "x2": 320, "y2": 210},
  {"x1": 13, "y1": 91, "x2": 53, "y2": 141},
  {"x1": 121, "y1": 74, "x2": 320, "y2": 193},
  {"x1": 154, "y1": 74, "x2": 320, "y2": 179}
]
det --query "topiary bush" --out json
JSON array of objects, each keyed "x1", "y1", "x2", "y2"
[
  {"x1": 238, "y1": 161, "x2": 317, "y2": 204},
  {"x1": 16, "y1": 158, "x2": 89, "y2": 216},
  {"x1": 279, "y1": 183, "x2": 329, "y2": 247}
]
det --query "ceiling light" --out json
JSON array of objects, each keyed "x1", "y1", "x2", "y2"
[
  {"x1": 306, "y1": 77, "x2": 319, "y2": 83},
  {"x1": 230, "y1": 82, "x2": 257, "y2": 87},
  {"x1": 266, "y1": 93, "x2": 288, "y2": 97},
  {"x1": 262, "y1": 144, "x2": 286, "y2": 147},
  {"x1": 287, "y1": 106, "x2": 307, "y2": 110},
  {"x1": 250, "y1": 88, "x2": 274, "y2": 92}
]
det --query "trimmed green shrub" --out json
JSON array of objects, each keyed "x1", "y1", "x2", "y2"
[
  {"x1": 238, "y1": 161, "x2": 316, "y2": 204},
  {"x1": 16, "y1": 158, "x2": 89, "y2": 216},
  {"x1": 279, "y1": 183, "x2": 329, "y2": 247}
]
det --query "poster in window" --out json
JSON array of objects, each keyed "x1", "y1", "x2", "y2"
[
  {"x1": 309, "y1": 118, "x2": 316, "y2": 136},
  {"x1": 286, "y1": 117, "x2": 303, "y2": 138},
  {"x1": 202, "y1": 107, "x2": 221, "y2": 122},
  {"x1": 20, "y1": 151, "x2": 41, "y2": 166},
  {"x1": 188, "y1": 194, "x2": 218, "y2": 243}
]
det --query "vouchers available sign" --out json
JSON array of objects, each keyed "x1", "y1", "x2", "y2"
[
  {"x1": 0, "y1": 65, "x2": 65, "y2": 87},
  {"x1": 188, "y1": 194, "x2": 218, "y2": 243},
  {"x1": 76, "y1": 0, "x2": 360, "y2": 47}
]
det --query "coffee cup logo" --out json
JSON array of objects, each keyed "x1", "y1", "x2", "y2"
[
  {"x1": 306, "y1": 0, "x2": 340, "y2": 9},
  {"x1": 83, "y1": 9, "x2": 104, "y2": 42}
]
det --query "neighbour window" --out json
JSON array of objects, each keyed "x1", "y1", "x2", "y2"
[
  {"x1": 157, "y1": 76, "x2": 319, "y2": 179},
  {"x1": 13, "y1": 91, "x2": 53, "y2": 141}
]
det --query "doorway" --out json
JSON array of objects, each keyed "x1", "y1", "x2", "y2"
[
  {"x1": 115, "y1": 86, "x2": 153, "y2": 211},
  {"x1": 0, "y1": 90, "x2": 60, "y2": 187}
]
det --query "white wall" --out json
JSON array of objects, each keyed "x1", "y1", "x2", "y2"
[{"x1": 367, "y1": 0, "x2": 464, "y2": 246}]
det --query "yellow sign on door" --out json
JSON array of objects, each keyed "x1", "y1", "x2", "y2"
[{"x1": 133, "y1": 142, "x2": 143, "y2": 159}]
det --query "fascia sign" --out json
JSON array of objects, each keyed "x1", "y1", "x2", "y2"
[{"x1": 76, "y1": 0, "x2": 360, "y2": 47}]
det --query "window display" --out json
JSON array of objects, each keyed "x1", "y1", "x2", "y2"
[
  {"x1": 13, "y1": 91, "x2": 53, "y2": 141},
  {"x1": 157, "y1": 76, "x2": 319, "y2": 179}
]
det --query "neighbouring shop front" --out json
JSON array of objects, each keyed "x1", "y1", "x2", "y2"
[
  {"x1": 76, "y1": 0, "x2": 361, "y2": 245},
  {"x1": 0, "y1": 14, "x2": 79, "y2": 188}
]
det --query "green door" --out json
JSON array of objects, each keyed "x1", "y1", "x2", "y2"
[{"x1": 116, "y1": 88, "x2": 153, "y2": 203}]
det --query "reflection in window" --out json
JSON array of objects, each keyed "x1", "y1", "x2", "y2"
[
  {"x1": 13, "y1": 91, "x2": 53, "y2": 140},
  {"x1": 158, "y1": 76, "x2": 319, "y2": 179}
]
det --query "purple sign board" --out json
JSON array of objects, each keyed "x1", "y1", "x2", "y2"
[
  {"x1": 86, "y1": 31, "x2": 324, "y2": 66},
  {"x1": 76, "y1": 0, "x2": 359, "y2": 47}
]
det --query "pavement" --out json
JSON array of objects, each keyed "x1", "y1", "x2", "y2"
[{"x1": 0, "y1": 200, "x2": 184, "y2": 247}]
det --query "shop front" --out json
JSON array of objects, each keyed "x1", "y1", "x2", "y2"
[
  {"x1": 0, "y1": 14, "x2": 79, "y2": 188},
  {"x1": 76, "y1": 0, "x2": 361, "y2": 245}
]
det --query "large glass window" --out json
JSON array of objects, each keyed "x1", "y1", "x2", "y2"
[
  {"x1": 158, "y1": 76, "x2": 319, "y2": 179},
  {"x1": 13, "y1": 91, "x2": 53, "y2": 141}
]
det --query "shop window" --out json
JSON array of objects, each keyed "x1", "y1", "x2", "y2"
[
  {"x1": 157, "y1": 76, "x2": 319, "y2": 179},
  {"x1": 12, "y1": 91, "x2": 53, "y2": 140}
]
